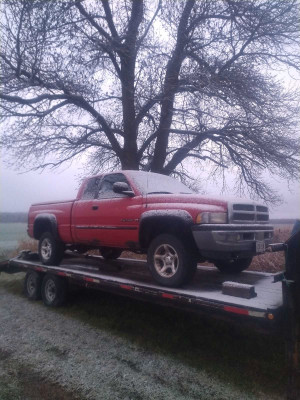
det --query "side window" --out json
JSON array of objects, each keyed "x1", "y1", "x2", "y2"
[
  {"x1": 81, "y1": 177, "x2": 101, "y2": 200},
  {"x1": 97, "y1": 173, "x2": 130, "y2": 199}
]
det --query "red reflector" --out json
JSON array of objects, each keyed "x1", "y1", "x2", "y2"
[
  {"x1": 120, "y1": 284, "x2": 133, "y2": 291},
  {"x1": 58, "y1": 272, "x2": 66, "y2": 276},
  {"x1": 35, "y1": 267, "x2": 44, "y2": 272},
  {"x1": 162, "y1": 293, "x2": 175, "y2": 299},
  {"x1": 224, "y1": 306, "x2": 249, "y2": 315},
  {"x1": 84, "y1": 277, "x2": 94, "y2": 282}
]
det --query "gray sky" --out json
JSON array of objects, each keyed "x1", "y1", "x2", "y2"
[{"x1": 1, "y1": 162, "x2": 299, "y2": 219}]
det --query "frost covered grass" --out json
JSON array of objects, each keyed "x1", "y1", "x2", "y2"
[
  {"x1": 0, "y1": 226, "x2": 295, "y2": 399},
  {"x1": 0, "y1": 352, "x2": 83, "y2": 400},
  {"x1": 0, "y1": 272, "x2": 291, "y2": 399}
]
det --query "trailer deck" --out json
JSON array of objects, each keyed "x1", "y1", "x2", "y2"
[{"x1": 2, "y1": 253, "x2": 284, "y2": 322}]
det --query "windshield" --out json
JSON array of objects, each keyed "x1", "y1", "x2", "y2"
[{"x1": 128, "y1": 171, "x2": 194, "y2": 195}]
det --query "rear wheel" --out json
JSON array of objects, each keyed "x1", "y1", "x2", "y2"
[
  {"x1": 101, "y1": 247, "x2": 122, "y2": 260},
  {"x1": 147, "y1": 234, "x2": 197, "y2": 287},
  {"x1": 215, "y1": 257, "x2": 253, "y2": 274},
  {"x1": 24, "y1": 270, "x2": 42, "y2": 300},
  {"x1": 41, "y1": 274, "x2": 67, "y2": 307},
  {"x1": 39, "y1": 232, "x2": 65, "y2": 265}
]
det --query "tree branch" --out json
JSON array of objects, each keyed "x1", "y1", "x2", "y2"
[{"x1": 100, "y1": 0, "x2": 120, "y2": 40}]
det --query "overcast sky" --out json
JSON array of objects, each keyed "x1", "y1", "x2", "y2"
[{"x1": 1, "y1": 161, "x2": 299, "y2": 219}]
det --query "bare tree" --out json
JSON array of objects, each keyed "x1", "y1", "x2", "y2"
[{"x1": 1, "y1": 0, "x2": 299, "y2": 202}]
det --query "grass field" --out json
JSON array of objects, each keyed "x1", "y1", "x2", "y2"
[{"x1": 0, "y1": 224, "x2": 297, "y2": 399}]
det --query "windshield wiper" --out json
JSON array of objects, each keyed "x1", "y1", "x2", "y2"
[{"x1": 147, "y1": 191, "x2": 172, "y2": 194}]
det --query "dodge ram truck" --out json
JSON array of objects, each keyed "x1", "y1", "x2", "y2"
[{"x1": 28, "y1": 171, "x2": 274, "y2": 287}]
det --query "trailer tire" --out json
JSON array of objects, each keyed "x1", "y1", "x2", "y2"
[
  {"x1": 41, "y1": 274, "x2": 67, "y2": 307},
  {"x1": 24, "y1": 270, "x2": 42, "y2": 300},
  {"x1": 101, "y1": 247, "x2": 122, "y2": 260},
  {"x1": 215, "y1": 257, "x2": 253, "y2": 274},
  {"x1": 39, "y1": 232, "x2": 65, "y2": 266},
  {"x1": 148, "y1": 234, "x2": 197, "y2": 287}
]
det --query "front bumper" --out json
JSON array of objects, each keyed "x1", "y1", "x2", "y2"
[{"x1": 192, "y1": 224, "x2": 274, "y2": 260}]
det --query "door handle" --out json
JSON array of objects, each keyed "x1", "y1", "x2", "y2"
[{"x1": 92, "y1": 205, "x2": 98, "y2": 210}]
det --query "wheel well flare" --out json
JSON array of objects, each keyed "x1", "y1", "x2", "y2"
[
  {"x1": 33, "y1": 214, "x2": 58, "y2": 240},
  {"x1": 139, "y1": 211, "x2": 193, "y2": 248}
]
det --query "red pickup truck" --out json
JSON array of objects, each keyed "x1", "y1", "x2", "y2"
[{"x1": 28, "y1": 171, "x2": 273, "y2": 287}]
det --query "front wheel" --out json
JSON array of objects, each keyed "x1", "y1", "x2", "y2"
[
  {"x1": 38, "y1": 232, "x2": 65, "y2": 265},
  {"x1": 215, "y1": 257, "x2": 253, "y2": 274},
  {"x1": 147, "y1": 234, "x2": 197, "y2": 287}
]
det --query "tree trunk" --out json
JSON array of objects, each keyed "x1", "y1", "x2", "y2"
[
  {"x1": 119, "y1": 0, "x2": 143, "y2": 171},
  {"x1": 150, "y1": 0, "x2": 195, "y2": 173}
]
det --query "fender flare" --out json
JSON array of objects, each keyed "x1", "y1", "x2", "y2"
[
  {"x1": 139, "y1": 210, "x2": 194, "y2": 248},
  {"x1": 33, "y1": 213, "x2": 59, "y2": 240}
]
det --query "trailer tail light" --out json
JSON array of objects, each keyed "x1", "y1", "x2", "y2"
[
  {"x1": 120, "y1": 284, "x2": 133, "y2": 291},
  {"x1": 162, "y1": 293, "x2": 175, "y2": 299},
  {"x1": 224, "y1": 306, "x2": 249, "y2": 315}
]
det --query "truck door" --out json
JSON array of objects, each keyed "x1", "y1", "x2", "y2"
[
  {"x1": 91, "y1": 173, "x2": 142, "y2": 247},
  {"x1": 71, "y1": 176, "x2": 102, "y2": 244},
  {"x1": 72, "y1": 173, "x2": 142, "y2": 248}
]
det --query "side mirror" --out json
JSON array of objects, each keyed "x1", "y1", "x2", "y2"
[{"x1": 113, "y1": 182, "x2": 135, "y2": 197}]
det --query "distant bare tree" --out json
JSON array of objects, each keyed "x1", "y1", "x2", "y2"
[{"x1": 0, "y1": 0, "x2": 299, "y2": 202}]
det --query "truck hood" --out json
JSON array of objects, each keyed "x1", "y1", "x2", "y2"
[{"x1": 145, "y1": 194, "x2": 227, "y2": 211}]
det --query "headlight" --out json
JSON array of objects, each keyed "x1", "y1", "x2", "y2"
[{"x1": 196, "y1": 212, "x2": 227, "y2": 224}]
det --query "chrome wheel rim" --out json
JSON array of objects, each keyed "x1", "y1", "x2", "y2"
[
  {"x1": 27, "y1": 275, "x2": 36, "y2": 296},
  {"x1": 153, "y1": 244, "x2": 179, "y2": 278},
  {"x1": 41, "y1": 238, "x2": 52, "y2": 261},
  {"x1": 45, "y1": 279, "x2": 56, "y2": 303}
]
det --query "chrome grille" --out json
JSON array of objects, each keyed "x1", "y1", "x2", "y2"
[{"x1": 229, "y1": 203, "x2": 269, "y2": 223}]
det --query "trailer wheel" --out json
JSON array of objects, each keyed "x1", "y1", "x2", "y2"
[
  {"x1": 148, "y1": 234, "x2": 197, "y2": 287},
  {"x1": 24, "y1": 270, "x2": 42, "y2": 300},
  {"x1": 215, "y1": 257, "x2": 253, "y2": 274},
  {"x1": 101, "y1": 247, "x2": 122, "y2": 260},
  {"x1": 41, "y1": 274, "x2": 67, "y2": 307},
  {"x1": 39, "y1": 232, "x2": 65, "y2": 266}
]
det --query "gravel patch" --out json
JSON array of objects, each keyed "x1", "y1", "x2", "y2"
[{"x1": 0, "y1": 286, "x2": 280, "y2": 400}]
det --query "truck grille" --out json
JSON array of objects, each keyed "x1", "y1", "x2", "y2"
[{"x1": 230, "y1": 203, "x2": 269, "y2": 224}]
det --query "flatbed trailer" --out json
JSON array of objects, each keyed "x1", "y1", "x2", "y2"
[{"x1": 0, "y1": 227, "x2": 299, "y2": 399}]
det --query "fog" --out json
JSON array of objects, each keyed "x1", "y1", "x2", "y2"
[{"x1": 1, "y1": 163, "x2": 299, "y2": 219}]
